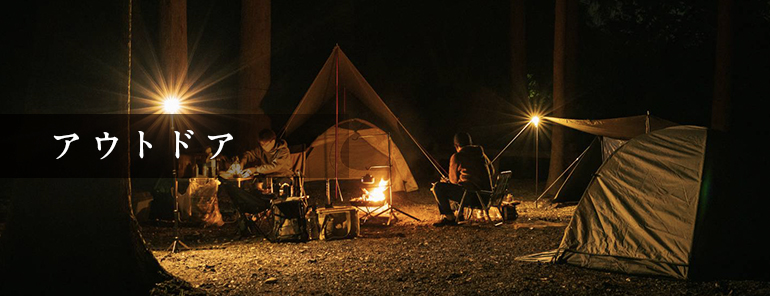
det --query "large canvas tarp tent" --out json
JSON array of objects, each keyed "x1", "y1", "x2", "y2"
[
  {"x1": 540, "y1": 115, "x2": 677, "y2": 203},
  {"x1": 304, "y1": 118, "x2": 418, "y2": 192},
  {"x1": 280, "y1": 45, "x2": 446, "y2": 189},
  {"x1": 282, "y1": 45, "x2": 403, "y2": 140},
  {"x1": 517, "y1": 125, "x2": 770, "y2": 280}
]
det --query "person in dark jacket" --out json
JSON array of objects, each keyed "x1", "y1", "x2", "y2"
[{"x1": 431, "y1": 132, "x2": 494, "y2": 226}]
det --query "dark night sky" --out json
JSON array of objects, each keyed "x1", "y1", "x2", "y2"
[{"x1": 3, "y1": 0, "x2": 769, "y2": 180}]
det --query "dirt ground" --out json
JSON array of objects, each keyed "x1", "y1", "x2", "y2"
[{"x1": 141, "y1": 179, "x2": 770, "y2": 295}]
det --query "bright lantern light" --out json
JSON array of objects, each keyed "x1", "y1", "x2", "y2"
[
  {"x1": 163, "y1": 97, "x2": 182, "y2": 114},
  {"x1": 530, "y1": 116, "x2": 540, "y2": 127}
]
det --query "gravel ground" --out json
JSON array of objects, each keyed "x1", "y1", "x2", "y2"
[{"x1": 141, "y1": 180, "x2": 770, "y2": 295}]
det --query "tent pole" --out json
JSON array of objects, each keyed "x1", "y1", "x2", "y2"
[
  {"x1": 646, "y1": 110, "x2": 651, "y2": 133},
  {"x1": 389, "y1": 133, "x2": 392, "y2": 207},
  {"x1": 334, "y1": 47, "x2": 340, "y2": 204},
  {"x1": 388, "y1": 133, "x2": 394, "y2": 223},
  {"x1": 325, "y1": 179, "x2": 331, "y2": 208},
  {"x1": 534, "y1": 137, "x2": 596, "y2": 206}
]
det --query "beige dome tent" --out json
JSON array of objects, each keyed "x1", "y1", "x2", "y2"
[
  {"x1": 517, "y1": 125, "x2": 770, "y2": 280},
  {"x1": 304, "y1": 118, "x2": 418, "y2": 192}
]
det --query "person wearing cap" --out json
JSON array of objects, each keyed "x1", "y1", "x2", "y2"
[{"x1": 431, "y1": 132, "x2": 494, "y2": 227}]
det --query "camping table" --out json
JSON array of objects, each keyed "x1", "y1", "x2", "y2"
[{"x1": 230, "y1": 175, "x2": 296, "y2": 197}]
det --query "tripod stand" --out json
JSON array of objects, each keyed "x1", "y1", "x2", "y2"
[
  {"x1": 365, "y1": 166, "x2": 420, "y2": 225},
  {"x1": 166, "y1": 177, "x2": 189, "y2": 253},
  {"x1": 365, "y1": 133, "x2": 420, "y2": 225},
  {"x1": 166, "y1": 114, "x2": 189, "y2": 253}
]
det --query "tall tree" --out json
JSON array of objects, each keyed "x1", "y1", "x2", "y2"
[
  {"x1": 547, "y1": 0, "x2": 579, "y2": 189},
  {"x1": 712, "y1": 0, "x2": 733, "y2": 132},
  {"x1": 160, "y1": 0, "x2": 188, "y2": 95},
  {"x1": 511, "y1": 0, "x2": 528, "y2": 108},
  {"x1": 239, "y1": 0, "x2": 271, "y2": 149},
  {"x1": 0, "y1": 1, "x2": 172, "y2": 294}
]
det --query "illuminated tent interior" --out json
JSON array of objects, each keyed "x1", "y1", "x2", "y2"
[{"x1": 303, "y1": 118, "x2": 418, "y2": 192}]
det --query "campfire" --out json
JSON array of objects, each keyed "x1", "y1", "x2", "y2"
[
  {"x1": 351, "y1": 178, "x2": 390, "y2": 218},
  {"x1": 351, "y1": 177, "x2": 388, "y2": 205},
  {"x1": 359, "y1": 178, "x2": 388, "y2": 204}
]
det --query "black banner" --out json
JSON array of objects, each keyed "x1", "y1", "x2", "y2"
[{"x1": 3, "y1": 114, "x2": 334, "y2": 178}]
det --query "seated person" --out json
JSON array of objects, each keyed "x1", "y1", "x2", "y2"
[
  {"x1": 219, "y1": 129, "x2": 293, "y2": 235},
  {"x1": 239, "y1": 129, "x2": 293, "y2": 179},
  {"x1": 431, "y1": 132, "x2": 494, "y2": 227}
]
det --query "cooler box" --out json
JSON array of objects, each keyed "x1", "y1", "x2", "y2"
[{"x1": 317, "y1": 206, "x2": 359, "y2": 240}]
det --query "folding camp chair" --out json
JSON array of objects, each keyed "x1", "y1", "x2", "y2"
[
  {"x1": 456, "y1": 171, "x2": 514, "y2": 226},
  {"x1": 217, "y1": 177, "x2": 272, "y2": 237},
  {"x1": 288, "y1": 149, "x2": 306, "y2": 197}
]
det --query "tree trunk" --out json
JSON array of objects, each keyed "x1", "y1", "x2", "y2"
[
  {"x1": 160, "y1": 0, "x2": 188, "y2": 95},
  {"x1": 511, "y1": 0, "x2": 528, "y2": 109},
  {"x1": 712, "y1": 0, "x2": 733, "y2": 132},
  {"x1": 160, "y1": 0, "x2": 191, "y2": 174},
  {"x1": 239, "y1": 0, "x2": 271, "y2": 149},
  {"x1": 0, "y1": 179, "x2": 170, "y2": 294},
  {"x1": 546, "y1": 0, "x2": 578, "y2": 190},
  {"x1": 1, "y1": 1, "x2": 174, "y2": 294}
]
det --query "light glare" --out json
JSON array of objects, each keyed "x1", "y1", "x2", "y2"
[
  {"x1": 163, "y1": 97, "x2": 182, "y2": 114},
  {"x1": 530, "y1": 116, "x2": 540, "y2": 127}
]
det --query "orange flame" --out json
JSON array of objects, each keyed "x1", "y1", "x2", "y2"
[{"x1": 361, "y1": 178, "x2": 389, "y2": 202}]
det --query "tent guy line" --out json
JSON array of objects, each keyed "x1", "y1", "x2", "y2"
[{"x1": 491, "y1": 121, "x2": 532, "y2": 164}]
